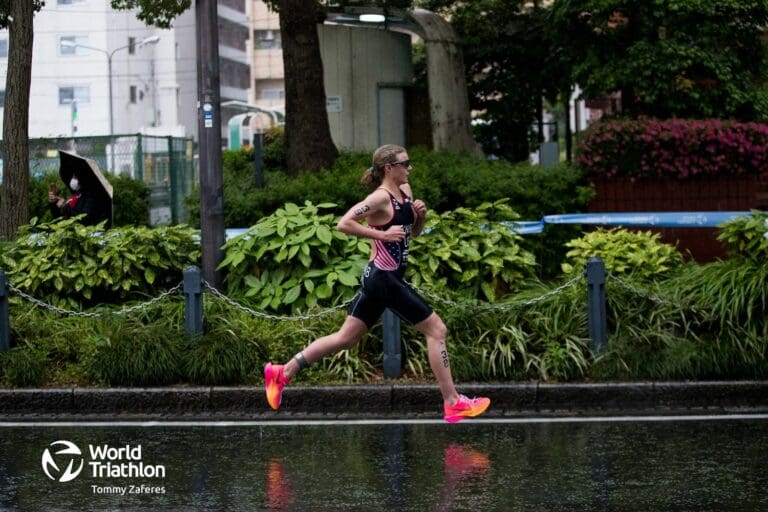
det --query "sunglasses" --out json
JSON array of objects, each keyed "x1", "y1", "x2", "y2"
[{"x1": 390, "y1": 159, "x2": 410, "y2": 168}]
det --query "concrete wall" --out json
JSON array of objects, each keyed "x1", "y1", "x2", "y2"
[{"x1": 319, "y1": 25, "x2": 412, "y2": 151}]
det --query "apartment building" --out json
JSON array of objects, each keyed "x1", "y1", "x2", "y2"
[
  {"x1": 250, "y1": 2, "x2": 284, "y2": 116},
  {"x1": 0, "y1": 0, "x2": 250, "y2": 144}
]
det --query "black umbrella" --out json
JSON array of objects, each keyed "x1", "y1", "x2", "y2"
[{"x1": 59, "y1": 150, "x2": 113, "y2": 226}]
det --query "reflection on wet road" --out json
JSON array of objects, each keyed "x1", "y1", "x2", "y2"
[{"x1": 1, "y1": 416, "x2": 767, "y2": 511}]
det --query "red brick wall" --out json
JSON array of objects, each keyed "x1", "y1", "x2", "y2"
[{"x1": 587, "y1": 175, "x2": 768, "y2": 261}]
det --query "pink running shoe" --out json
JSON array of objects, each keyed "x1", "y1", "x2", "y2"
[
  {"x1": 264, "y1": 363, "x2": 290, "y2": 410},
  {"x1": 443, "y1": 394, "x2": 490, "y2": 423}
]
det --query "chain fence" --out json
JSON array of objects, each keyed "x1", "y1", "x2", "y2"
[
  {"x1": 606, "y1": 272, "x2": 698, "y2": 312},
  {"x1": 3, "y1": 272, "x2": 585, "y2": 322},
  {"x1": 408, "y1": 273, "x2": 584, "y2": 313},
  {"x1": 6, "y1": 282, "x2": 184, "y2": 318},
  {"x1": 202, "y1": 280, "x2": 354, "y2": 321},
  {"x1": 1, "y1": 266, "x2": 602, "y2": 361},
  {"x1": 4, "y1": 268, "x2": 695, "y2": 324}
]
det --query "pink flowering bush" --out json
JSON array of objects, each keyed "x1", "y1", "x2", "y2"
[{"x1": 577, "y1": 119, "x2": 768, "y2": 179}]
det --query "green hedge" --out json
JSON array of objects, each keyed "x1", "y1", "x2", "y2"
[{"x1": 185, "y1": 146, "x2": 592, "y2": 226}]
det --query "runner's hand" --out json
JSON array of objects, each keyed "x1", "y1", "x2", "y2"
[
  {"x1": 378, "y1": 225, "x2": 405, "y2": 242},
  {"x1": 412, "y1": 200, "x2": 427, "y2": 219}
]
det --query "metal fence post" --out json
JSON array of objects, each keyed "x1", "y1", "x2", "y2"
[
  {"x1": 0, "y1": 270, "x2": 9, "y2": 352},
  {"x1": 382, "y1": 309, "x2": 402, "y2": 378},
  {"x1": 184, "y1": 266, "x2": 203, "y2": 336},
  {"x1": 586, "y1": 256, "x2": 607, "y2": 355},
  {"x1": 252, "y1": 132, "x2": 265, "y2": 189},
  {"x1": 168, "y1": 135, "x2": 180, "y2": 224}
]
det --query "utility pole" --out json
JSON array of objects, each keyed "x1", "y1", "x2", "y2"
[
  {"x1": 150, "y1": 60, "x2": 158, "y2": 126},
  {"x1": 196, "y1": 0, "x2": 225, "y2": 289}
]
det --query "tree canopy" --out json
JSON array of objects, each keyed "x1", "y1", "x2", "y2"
[
  {"x1": 422, "y1": 0, "x2": 565, "y2": 161},
  {"x1": 109, "y1": 0, "x2": 191, "y2": 29},
  {"x1": 549, "y1": 0, "x2": 768, "y2": 120}
]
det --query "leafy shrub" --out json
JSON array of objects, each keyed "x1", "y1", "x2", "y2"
[
  {"x1": 409, "y1": 200, "x2": 538, "y2": 301},
  {"x1": 717, "y1": 210, "x2": 768, "y2": 263},
  {"x1": 262, "y1": 125, "x2": 286, "y2": 170},
  {"x1": 674, "y1": 259, "x2": 768, "y2": 336},
  {"x1": 110, "y1": 173, "x2": 151, "y2": 226},
  {"x1": 183, "y1": 333, "x2": 261, "y2": 385},
  {"x1": 219, "y1": 200, "x2": 539, "y2": 311},
  {"x1": 83, "y1": 319, "x2": 185, "y2": 386},
  {"x1": 2, "y1": 218, "x2": 200, "y2": 308},
  {"x1": 184, "y1": 149, "x2": 370, "y2": 229},
  {"x1": 578, "y1": 118, "x2": 768, "y2": 179},
  {"x1": 561, "y1": 228, "x2": 683, "y2": 279},
  {"x1": 1, "y1": 346, "x2": 48, "y2": 387},
  {"x1": 219, "y1": 201, "x2": 367, "y2": 312},
  {"x1": 405, "y1": 280, "x2": 591, "y2": 382},
  {"x1": 183, "y1": 147, "x2": 591, "y2": 225}
]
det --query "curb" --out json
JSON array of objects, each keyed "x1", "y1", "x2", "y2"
[{"x1": 1, "y1": 381, "x2": 768, "y2": 421}]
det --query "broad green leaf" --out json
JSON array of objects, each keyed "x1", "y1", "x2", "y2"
[
  {"x1": 316, "y1": 225, "x2": 333, "y2": 245},
  {"x1": 338, "y1": 271, "x2": 359, "y2": 287},
  {"x1": 283, "y1": 284, "x2": 302, "y2": 304},
  {"x1": 315, "y1": 283, "x2": 332, "y2": 299}
]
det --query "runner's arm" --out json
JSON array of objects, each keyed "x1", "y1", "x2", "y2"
[{"x1": 336, "y1": 191, "x2": 404, "y2": 242}]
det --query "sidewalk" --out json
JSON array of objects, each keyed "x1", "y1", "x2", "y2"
[{"x1": 2, "y1": 381, "x2": 767, "y2": 421}]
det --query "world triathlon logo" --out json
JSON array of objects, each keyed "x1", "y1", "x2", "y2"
[{"x1": 41, "y1": 440, "x2": 84, "y2": 483}]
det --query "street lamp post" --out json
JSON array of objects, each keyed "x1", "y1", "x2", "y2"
[{"x1": 61, "y1": 35, "x2": 160, "y2": 171}]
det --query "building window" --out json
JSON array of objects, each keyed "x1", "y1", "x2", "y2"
[
  {"x1": 0, "y1": 39, "x2": 7, "y2": 59},
  {"x1": 58, "y1": 0, "x2": 86, "y2": 4},
  {"x1": 260, "y1": 88, "x2": 285, "y2": 100},
  {"x1": 254, "y1": 30, "x2": 281, "y2": 50},
  {"x1": 59, "y1": 86, "x2": 90, "y2": 105},
  {"x1": 59, "y1": 35, "x2": 88, "y2": 56},
  {"x1": 0, "y1": 90, "x2": 5, "y2": 108},
  {"x1": 128, "y1": 37, "x2": 136, "y2": 55}
]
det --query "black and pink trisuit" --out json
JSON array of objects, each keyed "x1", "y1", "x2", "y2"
[{"x1": 348, "y1": 187, "x2": 433, "y2": 327}]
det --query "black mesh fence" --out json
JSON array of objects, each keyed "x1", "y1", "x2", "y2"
[{"x1": 2, "y1": 134, "x2": 198, "y2": 224}]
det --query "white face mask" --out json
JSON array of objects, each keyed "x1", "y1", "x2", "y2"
[{"x1": 69, "y1": 178, "x2": 80, "y2": 191}]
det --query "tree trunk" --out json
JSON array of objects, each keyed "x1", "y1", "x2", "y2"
[
  {"x1": 0, "y1": 0, "x2": 34, "y2": 240},
  {"x1": 279, "y1": 0, "x2": 338, "y2": 175}
]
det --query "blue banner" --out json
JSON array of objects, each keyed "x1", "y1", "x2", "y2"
[
  {"x1": 543, "y1": 211, "x2": 751, "y2": 228},
  {"x1": 502, "y1": 211, "x2": 753, "y2": 234}
]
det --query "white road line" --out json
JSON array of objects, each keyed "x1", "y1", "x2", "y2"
[{"x1": 1, "y1": 414, "x2": 767, "y2": 428}]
